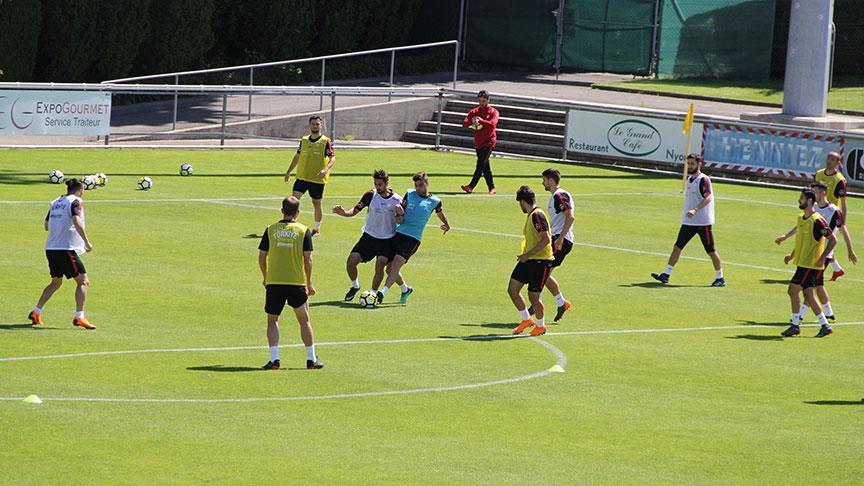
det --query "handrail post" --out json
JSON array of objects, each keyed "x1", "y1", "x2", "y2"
[
  {"x1": 248, "y1": 67, "x2": 254, "y2": 120},
  {"x1": 220, "y1": 93, "x2": 227, "y2": 147},
  {"x1": 435, "y1": 92, "x2": 443, "y2": 149},
  {"x1": 329, "y1": 91, "x2": 336, "y2": 141},
  {"x1": 172, "y1": 75, "x2": 179, "y2": 130},
  {"x1": 389, "y1": 50, "x2": 396, "y2": 102},
  {"x1": 452, "y1": 42, "x2": 459, "y2": 89},
  {"x1": 319, "y1": 59, "x2": 326, "y2": 111}
]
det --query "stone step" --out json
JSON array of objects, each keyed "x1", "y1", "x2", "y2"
[
  {"x1": 416, "y1": 121, "x2": 563, "y2": 146},
  {"x1": 439, "y1": 111, "x2": 565, "y2": 135},
  {"x1": 402, "y1": 131, "x2": 564, "y2": 159}
]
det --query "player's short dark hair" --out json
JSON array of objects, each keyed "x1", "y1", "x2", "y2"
[
  {"x1": 810, "y1": 181, "x2": 828, "y2": 192},
  {"x1": 65, "y1": 178, "x2": 83, "y2": 193},
  {"x1": 542, "y1": 168, "x2": 561, "y2": 183},
  {"x1": 686, "y1": 153, "x2": 704, "y2": 163},
  {"x1": 412, "y1": 171, "x2": 428, "y2": 182},
  {"x1": 309, "y1": 115, "x2": 323, "y2": 123},
  {"x1": 477, "y1": 90, "x2": 489, "y2": 99},
  {"x1": 282, "y1": 196, "x2": 300, "y2": 217},
  {"x1": 801, "y1": 188, "x2": 817, "y2": 204},
  {"x1": 516, "y1": 185, "x2": 535, "y2": 205},
  {"x1": 373, "y1": 169, "x2": 389, "y2": 183}
]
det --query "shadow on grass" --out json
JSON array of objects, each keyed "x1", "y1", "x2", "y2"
[
  {"x1": 0, "y1": 173, "x2": 54, "y2": 186},
  {"x1": 460, "y1": 322, "x2": 516, "y2": 329},
  {"x1": 619, "y1": 282, "x2": 704, "y2": 289},
  {"x1": 736, "y1": 320, "x2": 789, "y2": 327},
  {"x1": 309, "y1": 300, "x2": 401, "y2": 309},
  {"x1": 187, "y1": 365, "x2": 263, "y2": 373},
  {"x1": 759, "y1": 278, "x2": 789, "y2": 285},
  {"x1": 243, "y1": 233, "x2": 262, "y2": 239},
  {"x1": 726, "y1": 334, "x2": 784, "y2": 341},
  {"x1": 804, "y1": 400, "x2": 864, "y2": 406},
  {"x1": 437, "y1": 333, "x2": 523, "y2": 343},
  {"x1": 0, "y1": 323, "x2": 41, "y2": 330}
]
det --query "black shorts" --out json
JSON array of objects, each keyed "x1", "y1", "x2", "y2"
[
  {"x1": 351, "y1": 232, "x2": 392, "y2": 263},
  {"x1": 790, "y1": 267, "x2": 823, "y2": 290},
  {"x1": 265, "y1": 284, "x2": 308, "y2": 315},
  {"x1": 389, "y1": 233, "x2": 421, "y2": 262},
  {"x1": 550, "y1": 234, "x2": 572, "y2": 268},
  {"x1": 292, "y1": 179, "x2": 325, "y2": 199},
  {"x1": 511, "y1": 260, "x2": 552, "y2": 292},
  {"x1": 46, "y1": 250, "x2": 86, "y2": 279},
  {"x1": 675, "y1": 225, "x2": 716, "y2": 253}
]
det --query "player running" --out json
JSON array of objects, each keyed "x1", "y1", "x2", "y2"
[
  {"x1": 651, "y1": 153, "x2": 725, "y2": 287},
  {"x1": 778, "y1": 188, "x2": 837, "y2": 338},
  {"x1": 284, "y1": 115, "x2": 335, "y2": 237},
  {"x1": 29, "y1": 178, "x2": 95, "y2": 329},
  {"x1": 814, "y1": 151, "x2": 849, "y2": 280},
  {"x1": 258, "y1": 197, "x2": 323, "y2": 370},
  {"x1": 376, "y1": 172, "x2": 450, "y2": 304},
  {"x1": 510, "y1": 186, "x2": 554, "y2": 336},
  {"x1": 775, "y1": 182, "x2": 857, "y2": 325},
  {"x1": 527, "y1": 168, "x2": 573, "y2": 322},
  {"x1": 332, "y1": 169, "x2": 408, "y2": 301}
]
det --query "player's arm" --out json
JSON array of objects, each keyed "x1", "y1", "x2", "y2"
[
  {"x1": 258, "y1": 250, "x2": 268, "y2": 286},
  {"x1": 838, "y1": 223, "x2": 858, "y2": 264},
  {"x1": 335, "y1": 190, "x2": 372, "y2": 217},
  {"x1": 43, "y1": 211, "x2": 50, "y2": 231},
  {"x1": 394, "y1": 198, "x2": 406, "y2": 224},
  {"x1": 479, "y1": 108, "x2": 499, "y2": 128},
  {"x1": 318, "y1": 140, "x2": 335, "y2": 178},
  {"x1": 775, "y1": 226, "x2": 797, "y2": 245},
  {"x1": 687, "y1": 179, "x2": 712, "y2": 217},
  {"x1": 71, "y1": 214, "x2": 93, "y2": 251},
  {"x1": 557, "y1": 204, "x2": 575, "y2": 251},
  {"x1": 435, "y1": 206, "x2": 450, "y2": 234},
  {"x1": 816, "y1": 223, "x2": 837, "y2": 267},
  {"x1": 520, "y1": 231, "x2": 551, "y2": 262},
  {"x1": 303, "y1": 229, "x2": 315, "y2": 296},
  {"x1": 284, "y1": 151, "x2": 300, "y2": 183},
  {"x1": 462, "y1": 108, "x2": 476, "y2": 128}
]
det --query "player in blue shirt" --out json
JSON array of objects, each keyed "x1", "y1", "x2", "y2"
[{"x1": 377, "y1": 172, "x2": 450, "y2": 304}]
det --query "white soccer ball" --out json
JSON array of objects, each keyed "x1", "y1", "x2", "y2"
[
  {"x1": 49, "y1": 170, "x2": 64, "y2": 184},
  {"x1": 95, "y1": 173, "x2": 108, "y2": 187},
  {"x1": 179, "y1": 163, "x2": 193, "y2": 176},
  {"x1": 358, "y1": 290, "x2": 377, "y2": 308},
  {"x1": 137, "y1": 176, "x2": 153, "y2": 190},
  {"x1": 82, "y1": 175, "x2": 98, "y2": 190}
]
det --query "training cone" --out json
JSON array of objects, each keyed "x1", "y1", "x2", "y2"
[
  {"x1": 548, "y1": 365, "x2": 565, "y2": 373},
  {"x1": 22, "y1": 394, "x2": 42, "y2": 404}
]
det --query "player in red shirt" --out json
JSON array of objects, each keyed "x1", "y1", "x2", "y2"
[{"x1": 460, "y1": 90, "x2": 499, "y2": 195}]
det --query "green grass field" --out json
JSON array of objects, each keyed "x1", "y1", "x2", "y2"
[{"x1": 1, "y1": 149, "x2": 862, "y2": 484}]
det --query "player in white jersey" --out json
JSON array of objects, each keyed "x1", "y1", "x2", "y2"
[
  {"x1": 652, "y1": 153, "x2": 725, "y2": 286},
  {"x1": 776, "y1": 182, "x2": 858, "y2": 323},
  {"x1": 526, "y1": 168, "x2": 573, "y2": 322},
  {"x1": 332, "y1": 170, "x2": 411, "y2": 302},
  {"x1": 28, "y1": 178, "x2": 96, "y2": 329}
]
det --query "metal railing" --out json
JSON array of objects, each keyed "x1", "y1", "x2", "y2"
[{"x1": 102, "y1": 40, "x2": 460, "y2": 130}]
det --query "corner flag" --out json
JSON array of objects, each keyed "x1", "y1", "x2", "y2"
[
  {"x1": 681, "y1": 102, "x2": 695, "y2": 191},
  {"x1": 682, "y1": 102, "x2": 694, "y2": 135}
]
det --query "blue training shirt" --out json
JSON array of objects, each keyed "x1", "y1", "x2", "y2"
[{"x1": 396, "y1": 189, "x2": 442, "y2": 241}]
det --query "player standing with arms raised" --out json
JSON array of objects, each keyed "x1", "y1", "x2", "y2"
[
  {"x1": 778, "y1": 189, "x2": 837, "y2": 338},
  {"x1": 29, "y1": 178, "x2": 95, "y2": 330},
  {"x1": 284, "y1": 115, "x2": 335, "y2": 236},
  {"x1": 460, "y1": 90, "x2": 499, "y2": 195},
  {"x1": 377, "y1": 172, "x2": 450, "y2": 304},
  {"x1": 258, "y1": 197, "x2": 323, "y2": 370},
  {"x1": 651, "y1": 153, "x2": 725, "y2": 286},
  {"x1": 510, "y1": 186, "x2": 554, "y2": 336},
  {"x1": 814, "y1": 151, "x2": 849, "y2": 280}
]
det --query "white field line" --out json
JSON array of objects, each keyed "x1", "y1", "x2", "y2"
[{"x1": 0, "y1": 337, "x2": 566, "y2": 403}]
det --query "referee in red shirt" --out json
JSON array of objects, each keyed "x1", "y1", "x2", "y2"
[{"x1": 461, "y1": 90, "x2": 499, "y2": 195}]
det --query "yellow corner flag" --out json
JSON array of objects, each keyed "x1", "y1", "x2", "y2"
[{"x1": 682, "y1": 102, "x2": 694, "y2": 135}]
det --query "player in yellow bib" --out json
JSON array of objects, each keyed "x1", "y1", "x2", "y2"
[
  {"x1": 258, "y1": 197, "x2": 323, "y2": 370},
  {"x1": 813, "y1": 151, "x2": 849, "y2": 280},
  {"x1": 509, "y1": 186, "x2": 554, "y2": 337},
  {"x1": 776, "y1": 188, "x2": 836, "y2": 338},
  {"x1": 284, "y1": 116, "x2": 335, "y2": 237}
]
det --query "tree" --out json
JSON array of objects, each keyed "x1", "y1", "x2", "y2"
[{"x1": 0, "y1": 0, "x2": 41, "y2": 81}]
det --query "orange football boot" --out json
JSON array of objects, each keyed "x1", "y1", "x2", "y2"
[
  {"x1": 72, "y1": 316, "x2": 95, "y2": 330},
  {"x1": 512, "y1": 319, "x2": 534, "y2": 335},
  {"x1": 28, "y1": 311, "x2": 43, "y2": 325},
  {"x1": 529, "y1": 325, "x2": 547, "y2": 336}
]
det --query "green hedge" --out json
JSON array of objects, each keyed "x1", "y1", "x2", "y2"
[{"x1": 0, "y1": 0, "x2": 42, "y2": 81}]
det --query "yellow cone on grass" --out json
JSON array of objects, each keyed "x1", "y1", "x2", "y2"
[
  {"x1": 23, "y1": 394, "x2": 42, "y2": 404},
  {"x1": 548, "y1": 365, "x2": 565, "y2": 373}
]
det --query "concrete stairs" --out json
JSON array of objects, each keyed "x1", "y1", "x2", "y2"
[{"x1": 403, "y1": 98, "x2": 567, "y2": 159}]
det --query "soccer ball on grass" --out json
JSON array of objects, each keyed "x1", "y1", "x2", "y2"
[
  {"x1": 82, "y1": 176, "x2": 98, "y2": 190},
  {"x1": 94, "y1": 173, "x2": 108, "y2": 187},
  {"x1": 358, "y1": 290, "x2": 377, "y2": 308},
  {"x1": 49, "y1": 170, "x2": 64, "y2": 184},
  {"x1": 137, "y1": 176, "x2": 153, "y2": 190},
  {"x1": 179, "y1": 163, "x2": 193, "y2": 176}
]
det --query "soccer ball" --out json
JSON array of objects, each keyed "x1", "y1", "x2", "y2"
[
  {"x1": 179, "y1": 163, "x2": 193, "y2": 176},
  {"x1": 49, "y1": 170, "x2": 64, "y2": 184},
  {"x1": 137, "y1": 176, "x2": 153, "y2": 190},
  {"x1": 82, "y1": 175, "x2": 98, "y2": 190},
  {"x1": 471, "y1": 122, "x2": 483, "y2": 131},
  {"x1": 358, "y1": 290, "x2": 377, "y2": 308},
  {"x1": 94, "y1": 173, "x2": 108, "y2": 187}
]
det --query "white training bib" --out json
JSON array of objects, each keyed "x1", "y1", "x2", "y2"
[
  {"x1": 547, "y1": 188, "x2": 574, "y2": 242},
  {"x1": 362, "y1": 191, "x2": 402, "y2": 239},
  {"x1": 683, "y1": 173, "x2": 714, "y2": 226},
  {"x1": 45, "y1": 194, "x2": 85, "y2": 251}
]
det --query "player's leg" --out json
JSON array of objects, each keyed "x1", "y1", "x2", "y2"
[
  {"x1": 782, "y1": 280, "x2": 804, "y2": 337},
  {"x1": 462, "y1": 147, "x2": 487, "y2": 193},
  {"x1": 829, "y1": 252, "x2": 844, "y2": 280},
  {"x1": 815, "y1": 285, "x2": 835, "y2": 320},
  {"x1": 652, "y1": 226, "x2": 692, "y2": 283},
  {"x1": 480, "y1": 147, "x2": 495, "y2": 193},
  {"x1": 310, "y1": 197, "x2": 323, "y2": 235},
  {"x1": 527, "y1": 264, "x2": 551, "y2": 335},
  {"x1": 378, "y1": 255, "x2": 407, "y2": 303},
  {"x1": 699, "y1": 226, "x2": 725, "y2": 286},
  {"x1": 526, "y1": 290, "x2": 546, "y2": 335},
  {"x1": 543, "y1": 235, "x2": 571, "y2": 321},
  {"x1": 262, "y1": 285, "x2": 285, "y2": 369},
  {"x1": 805, "y1": 283, "x2": 833, "y2": 337},
  {"x1": 344, "y1": 252, "x2": 363, "y2": 301},
  {"x1": 371, "y1": 256, "x2": 387, "y2": 293},
  {"x1": 30, "y1": 277, "x2": 63, "y2": 325},
  {"x1": 508, "y1": 277, "x2": 535, "y2": 334},
  {"x1": 292, "y1": 301, "x2": 322, "y2": 369},
  {"x1": 71, "y1": 273, "x2": 95, "y2": 330}
]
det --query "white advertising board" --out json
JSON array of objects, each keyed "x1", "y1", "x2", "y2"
[
  {"x1": 565, "y1": 109, "x2": 703, "y2": 165},
  {"x1": 0, "y1": 90, "x2": 111, "y2": 136}
]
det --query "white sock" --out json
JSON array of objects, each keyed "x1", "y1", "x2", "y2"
[
  {"x1": 823, "y1": 302, "x2": 833, "y2": 316},
  {"x1": 791, "y1": 313, "x2": 801, "y2": 326},
  {"x1": 351, "y1": 279, "x2": 360, "y2": 289},
  {"x1": 380, "y1": 286, "x2": 389, "y2": 295},
  {"x1": 369, "y1": 289, "x2": 377, "y2": 294},
  {"x1": 33, "y1": 306, "x2": 42, "y2": 314},
  {"x1": 554, "y1": 293, "x2": 565, "y2": 307},
  {"x1": 664, "y1": 264, "x2": 674, "y2": 275},
  {"x1": 519, "y1": 308, "x2": 530, "y2": 321},
  {"x1": 536, "y1": 316, "x2": 545, "y2": 328},
  {"x1": 716, "y1": 269, "x2": 723, "y2": 279},
  {"x1": 269, "y1": 346, "x2": 279, "y2": 362},
  {"x1": 400, "y1": 283, "x2": 409, "y2": 293},
  {"x1": 305, "y1": 345, "x2": 316, "y2": 361},
  {"x1": 831, "y1": 259, "x2": 842, "y2": 272},
  {"x1": 798, "y1": 304, "x2": 809, "y2": 318},
  {"x1": 314, "y1": 221, "x2": 321, "y2": 229},
  {"x1": 816, "y1": 313, "x2": 829, "y2": 327},
  {"x1": 75, "y1": 311, "x2": 85, "y2": 318}
]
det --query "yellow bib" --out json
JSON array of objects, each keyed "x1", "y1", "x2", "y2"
[
  {"x1": 265, "y1": 221, "x2": 309, "y2": 285},
  {"x1": 297, "y1": 135, "x2": 331, "y2": 184},
  {"x1": 814, "y1": 168, "x2": 847, "y2": 206},
  {"x1": 793, "y1": 212, "x2": 828, "y2": 270},
  {"x1": 521, "y1": 208, "x2": 554, "y2": 261}
]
